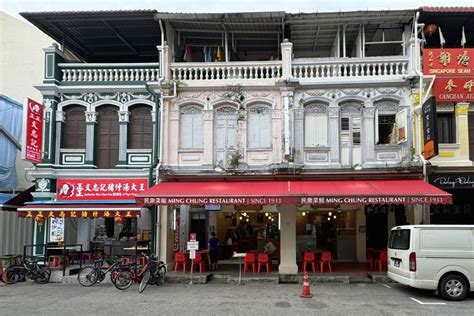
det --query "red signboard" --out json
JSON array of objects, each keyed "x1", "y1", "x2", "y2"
[
  {"x1": 56, "y1": 178, "x2": 148, "y2": 201},
  {"x1": 433, "y1": 77, "x2": 474, "y2": 102},
  {"x1": 190, "y1": 233, "x2": 197, "y2": 241},
  {"x1": 423, "y1": 48, "x2": 474, "y2": 76},
  {"x1": 18, "y1": 210, "x2": 140, "y2": 219},
  {"x1": 22, "y1": 98, "x2": 43, "y2": 163}
]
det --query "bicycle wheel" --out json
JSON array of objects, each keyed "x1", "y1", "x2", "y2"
[
  {"x1": 36, "y1": 269, "x2": 51, "y2": 284},
  {"x1": 114, "y1": 271, "x2": 133, "y2": 290},
  {"x1": 138, "y1": 270, "x2": 150, "y2": 293},
  {"x1": 156, "y1": 265, "x2": 166, "y2": 286},
  {"x1": 78, "y1": 266, "x2": 98, "y2": 287},
  {"x1": 2, "y1": 267, "x2": 19, "y2": 284}
]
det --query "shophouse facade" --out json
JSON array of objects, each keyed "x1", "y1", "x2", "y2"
[
  {"x1": 415, "y1": 7, "x2": 474, "y2": 225},
  {"x1": 20, "y1": 9, "x2": 452, "y2": 278}
]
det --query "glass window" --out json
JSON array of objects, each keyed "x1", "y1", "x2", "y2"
[
  {"x1": 437, "y1": 112, "x2": 456, "y2": 144},
  {"x1": 377, "y1": 115, "x2": 396, "y2": 144},
  {"x1": 388, "y1": 229, "x2": 410, "y2": 250}
]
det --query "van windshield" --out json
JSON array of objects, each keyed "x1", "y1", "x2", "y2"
[{"x1": 389, "y1": 229, "x2": 410, "y2": 250}]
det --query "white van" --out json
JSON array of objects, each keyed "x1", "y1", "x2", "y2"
[{"x1": 387, "y1": 225, "x2": 474, "y2": 301}]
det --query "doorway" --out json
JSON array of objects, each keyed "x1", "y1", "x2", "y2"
[
  {"x1": 214, "y1": 107, "x2": 238, "y2": 168},
  {"x1": 190, "y1": 212, "x2": 207, "y2": 251},
  {"x1": 340, "y1": 116, "x2": 362, "y2": 167},
  {"x1": 365, "y1": 205, "x2": 388, "y2": 249},
  {"x1": 95, "y1": 105, "x2": 119, "y2": 168}
]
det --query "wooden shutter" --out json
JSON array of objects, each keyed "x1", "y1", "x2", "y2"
[
  {"x1": 128, "y1": 105, "x2": 152, "y2": 149},
  {"x1": 96, "y1": 105, "x2": 119, "y2": 168},
  {"x1": 395, "y1": 108, "x2": 407, "y2": 144},
  {"x1": 314, "y1": 115, "x2": 328, "y2": 146},
  {"x1": 260, "y1": 110, "x2": 272, "y2": 148},
  {"x1": 247, "y1": 111, "x2": 260, "y2": 148},
  {"x1": 180, "y1": 106, "x2": 203, "y2": 149},
  {"x1": 63, "y1": 105, "x2": 86, "y2": 149}
]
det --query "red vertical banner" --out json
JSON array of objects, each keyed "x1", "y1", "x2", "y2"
[{"x1": 22, "y1": 98, "x2": 43, "y2": 164}]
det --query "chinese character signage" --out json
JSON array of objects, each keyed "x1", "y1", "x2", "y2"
[
  {"x1": 423, "y1": 49, "x2": 474, "y2": 102},
  {"x1": 423, "y1": 48, "x2": 474, "y2": 75},
  {"x1": 21, "y1": 98, "x2": 43, "y2": 163},
  {"x1": 19, "y1": 209, "x2": 140, "y2": 218},
  {"x1": 433, "y1": 77, "x2": 474, "y2": 102},
  {"x1": 422, "y1": 96, "x2": 439, "y2": 160},
  {"x1": 56, "y1": 178, "x2": 148, "y2": 201},
  {"x1": 137, "y1": 194, "x2": 451, "y2": 206}
]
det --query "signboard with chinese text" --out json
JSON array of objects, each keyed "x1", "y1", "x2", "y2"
[
  {"x1": 19, "y1": 210, "x2": 140, "y2": 218},
  {"x1": 422, "y1": 96, "x2": 439, "y2": 160},
  {"x1": 423, "y1": 48, "x2": 474, "y2": 75},
  {"x1": 56, "y1": 178, "x2": 148, "y2": 201},
  {"x1": 137, "y1": 194, "x2": 451, "y2": 206},
  {"x1": 433, "y1": 77, "x2": 474, "y2": 102},
  {"x1": 21, "y1": 98, "x2": 43, "y2": 163}
]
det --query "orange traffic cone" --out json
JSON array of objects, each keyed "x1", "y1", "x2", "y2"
[{"x1": 300, "y1": 273, "x2": 313, "y2": 298}]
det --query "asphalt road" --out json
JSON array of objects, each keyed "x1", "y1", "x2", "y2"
[{"x1": 1, "y1": 281, "x2": 473, "y2": 315}]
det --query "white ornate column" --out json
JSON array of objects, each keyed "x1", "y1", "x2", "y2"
[
  {"x1": 55, "y1": 110, "x2": 65, "y2": 165},
  {"x1": 328, "y1": 104, "x2": 340, "y2": 166},
  {"x1": 362, "y1": 102, "x2": 376, "y2": 165},
  {"x1": 118, "y1": 110, "x2": 130, "y2": 166},
  {"x1": 278, "y1": 205, "x2": 298, "y2": 277},
  {"x1": 85, "y1": 111, "x2": 97, "y2": 166},
  {"x1": 202, "y1": 109, "x2": 214, "y2": 167},
  {"x1": 456, "y1": 103, "x2": 470, "y2": 162}
]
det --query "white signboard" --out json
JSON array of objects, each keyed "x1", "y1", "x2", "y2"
[
  {"x1": 187, "y1": 241, "x2": 199, "y2": 251},
  {"x1": 189, "y1": 249, "x2": 196, "y2": 259}
]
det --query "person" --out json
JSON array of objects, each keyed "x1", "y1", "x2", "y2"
[{"x1": 208, "y1": 232, "x2": 219, "y2": 271}]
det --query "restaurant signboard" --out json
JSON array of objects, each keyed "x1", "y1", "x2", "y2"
[
  {"x1": 422, "y1": 96, "x2": 439, "y2": 160},
  {"x1": 429, "y1": 173, "x2": 474, "y2": 190},
  {"x1": 56, "y1": 178, "x2": 148, "y2": 201},
  {"x1": 423, "y1": 48, "x2": 474, "y2": 76},
  {"x1": 21, "y1": 98, "x2": 43, "y2": 164},
  {"x1": 138, "y1": 195, "x2": 450, "y2": 206},
  {"x1": 433, "y1": 77, "x2": 474, "y2": 102}
]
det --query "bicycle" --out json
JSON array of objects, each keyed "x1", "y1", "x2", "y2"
[
  {"x1": 77, "y1": 256, "x2": 123, "y2": 287},
  {"x1": 138, "y1": 254, "x2": 166, "y2": 293},
  {"x1": 4, "y1": 256, "x2": 51, "y2": 284},
  {"x1": 114, "y1": 253, "x2": 150, "y2": 291}
]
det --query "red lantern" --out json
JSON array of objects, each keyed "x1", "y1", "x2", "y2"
[
  {"x1": 115, "y1": 217, "x2": 124, "y2": 223},
  {"x1": 424, "y1": 24, "x2": 437, "y2": 37}
]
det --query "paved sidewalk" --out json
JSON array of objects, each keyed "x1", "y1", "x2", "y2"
[{"x1": 1, "y1": 281, "x2": 473, "y2": 315}]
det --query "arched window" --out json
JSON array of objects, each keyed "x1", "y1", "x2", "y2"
[
  {"x1": 247, "y1": 105, "x2": 272, "y2": 148},
  {"x1": 304, "y1": 103, "x2": 328, "y2": 147},
  {"x1": 180, "y1": 106, "x2": 203, "y2": 149},
  {"x1": 63, "y1": 105, "x2": 86, "y2": 149},
  {"x1": 128, "y1": 105, "x2": 152, "y2": 149},
  {"x1": 95, "y1": 105, "x2": 119, "y2": 168}
]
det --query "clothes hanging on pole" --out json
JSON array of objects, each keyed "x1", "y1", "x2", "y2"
[
  {"x1": 216, "y1": 46, "x2": 223, "y2": 62},
  {"x1": 183, "y1": 45, "x2": 193, "y2": 62}
]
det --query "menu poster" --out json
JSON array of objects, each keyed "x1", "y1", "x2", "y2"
[{"x1": 49, "y1": 218, "x2": 65, "y2": 242}]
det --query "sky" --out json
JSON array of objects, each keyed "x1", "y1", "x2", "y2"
[{"x1": 1, "y1": 0, "x2": 474, "y2": 18}]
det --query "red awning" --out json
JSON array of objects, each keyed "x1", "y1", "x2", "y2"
[
  {"x1": 136, "y1": 180, "x2": 452, "y2": 206},
  {"x1": 17, "y1": 204, "x2": 142, "y2": 218}
]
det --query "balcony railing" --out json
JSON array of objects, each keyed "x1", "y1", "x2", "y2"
[
  {"x1": 58, "y1": 63, "x2": 160, "y2": 83},
  {"x1": 170, "y1": 61, "x2": 283, "y2": 81},
  {"x1": 292, "y1": 57, "x2": 409, "y2": 80}
]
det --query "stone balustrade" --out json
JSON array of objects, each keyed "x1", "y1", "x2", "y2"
[
  {"x1": 170, "y1": 61, "x2": 283, "y2": 81},
  {"x1": 58, "y1": 63, "x2": 160, "y2": 82},
  {"x1": 292, "y1": 57, "x2": 409, "y2": 80}
]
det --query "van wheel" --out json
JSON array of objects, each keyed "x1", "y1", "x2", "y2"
[{"x1": 439, "y1": 274, "x2": 468, "y2": 301}]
